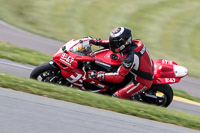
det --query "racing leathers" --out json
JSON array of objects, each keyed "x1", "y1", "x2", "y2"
[{"x1": 89, "y1": 39, "x2": 154, "y2": 99}]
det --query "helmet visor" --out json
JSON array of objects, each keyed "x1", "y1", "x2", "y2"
[{"x1": 109, "y1": 38, "x2": 125, "y2": 53}]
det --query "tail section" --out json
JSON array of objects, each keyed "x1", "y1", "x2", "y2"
[{"x1": 153, "y1": 59, "x2": 188, "y2": 84}]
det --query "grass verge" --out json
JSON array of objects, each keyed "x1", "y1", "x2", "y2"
[
  {"x1": 174, "y1": 89, "x2": 200, "y2": 103},
  {"x1": 0, "y1": 41, "x2": 51, "y2": 66},
  {"x1": 0, "y1": 72, "x2": 200, "y2": 130}
]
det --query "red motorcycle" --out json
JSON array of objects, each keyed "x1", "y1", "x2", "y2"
[{"x1": 30, "y1": 37, "x2": 188, "y2": 107}]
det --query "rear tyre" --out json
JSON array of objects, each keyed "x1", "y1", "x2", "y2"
[{"x1": 141, "y1": 84, "x2": 173, "y2": 107}]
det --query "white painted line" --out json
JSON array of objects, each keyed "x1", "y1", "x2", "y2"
[{"x1": 0, "y1": 59, "x2": 35, "y2": 70}]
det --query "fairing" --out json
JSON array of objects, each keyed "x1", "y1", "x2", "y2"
[
  {"x1": 94, "y1": 49, "x2": 123, "y2": 65},
  {"x1": 153, "y1": 59, "x2": 188, "y2": 84}
]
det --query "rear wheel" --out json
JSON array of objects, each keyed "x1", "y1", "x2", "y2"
[{"x1": 140, "y1": 84, "x2": 173, "y2": 107}]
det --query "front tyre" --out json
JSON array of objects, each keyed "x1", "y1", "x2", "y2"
[
  {"x1": 30, "y1": 62, "x2": 64, "y2": 84},
  {"x1": 141, "y1": 84, "x2": 173, "y2": 107}
]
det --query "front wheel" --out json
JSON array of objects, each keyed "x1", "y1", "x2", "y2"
[
  {"x1": 140, "y1": 84, "x2": 173, "y2": 107},
  {"x1": 30, "y1": 62, "x2": 70, "y2": 86}
]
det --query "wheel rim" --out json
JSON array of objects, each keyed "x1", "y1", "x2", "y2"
[
  {"x1": 155, "y1": 91, "x2": 168, "y2": 106},
  {"x1": 143, "y1": 90, "x2": 168, "y2": 106},
  {"x1": 37, "y1": 70, "x2": 58, "y2": 82}
]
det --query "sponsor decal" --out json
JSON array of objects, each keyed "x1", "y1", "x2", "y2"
[
  {"x1": 66, "y1": 73, "x2": 82, "y2": 83},
  {"x1": 165, "y1": 78, "x2": 175, "y2": 83},
  {"x1": 60, "y1": 53, "x2": 74, "y2": 66},
  {"x1": 162, "y1": 59, "x2": 172, "y2": 64}
]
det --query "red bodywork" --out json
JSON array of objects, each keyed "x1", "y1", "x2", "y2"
[
  {"x1": 52, "y1": 39, "x2": 188, "y2": 90},
  {"x1": 153, "y1": 59, "x2": 180, "y2": 84}
]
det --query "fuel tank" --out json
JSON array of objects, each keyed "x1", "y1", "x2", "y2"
[{"x1": 94, "y1": 49, "x2": 123, "y2": 65}]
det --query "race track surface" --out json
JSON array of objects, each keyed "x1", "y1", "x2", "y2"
[
  {"x1": 0, "y1": 88, "x2": 199, "y2": 133},
  {"x1": 0, "y1": 21, "x2": 61, "y2": 55}
]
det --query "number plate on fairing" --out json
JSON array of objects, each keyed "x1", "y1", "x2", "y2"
[{"x1": 165, "y1": 78, "x2": 176, "y2": 83}]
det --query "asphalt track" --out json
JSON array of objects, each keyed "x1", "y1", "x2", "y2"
[
  {"x1": 0, "y1": 87, "x2": 200, "y2": 133},
  {"x1": 0, "y1": 20, "x2": 200, "y2": 132}
]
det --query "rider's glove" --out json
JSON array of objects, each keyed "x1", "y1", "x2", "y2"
[
  {"x1": 83, "y1": 36, "x2": 92, "y2": 39},
  {"x1": 89, "y1": 38, "x2": 102, "y2": 46},
  {"x1": 88, "y1": 70, "x2": 97, "y2": 79},
  {"x1": 95, "y1": 38, "x2": 102, "y2": 45},
  {"x1": 88, "y1": 70, "x2": 105, "y2": 81}
]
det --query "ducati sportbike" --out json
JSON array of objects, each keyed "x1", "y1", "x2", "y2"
[{"x1": 30, "y1": 37, "x2": 188, "y2": 107}]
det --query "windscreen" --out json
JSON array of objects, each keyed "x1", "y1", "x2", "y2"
[{"x1": 70, "y1": 40, "x2": 92, "y2": 56}]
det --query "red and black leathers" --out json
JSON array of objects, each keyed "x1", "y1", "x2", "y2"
[{"x1": 90, "y1": 39, "x2": 154, "y2": 99}]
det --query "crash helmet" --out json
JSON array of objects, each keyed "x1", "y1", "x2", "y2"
[{"x1": 109, "y1": 27, "x2": 132, "y2": 53}]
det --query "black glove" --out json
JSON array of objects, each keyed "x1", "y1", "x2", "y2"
[
  {"x1": 95, "y1": 38, "x2": 102, "y2": 45},
  {"x1": 89, "y1": 38, "x2": 102, "y2": 45}
]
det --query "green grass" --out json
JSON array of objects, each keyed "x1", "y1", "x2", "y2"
[
  {"x1": 174, "y1": 89, "x2": 200, "y2": 103},
  {"x1": 0, "y1": 72, "x2": 200, "y2": 130},
  {"x1": 0, "y1": 41, "x2": 51, "y2": 66},
  {"x1": 0, "y1": 0, "x2": 200, "y2": 78},
  {"x1": 1, "y1": 41, "x2": 200, "y2": 103}
]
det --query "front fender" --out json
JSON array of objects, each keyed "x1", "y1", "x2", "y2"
[{"x1": 49, "y1": 60, "x2": 59, "y2": 69}]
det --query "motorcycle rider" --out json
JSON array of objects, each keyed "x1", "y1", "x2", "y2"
[{"x1": 88, "y1": 27, "x2": 154, "y2": 99}]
